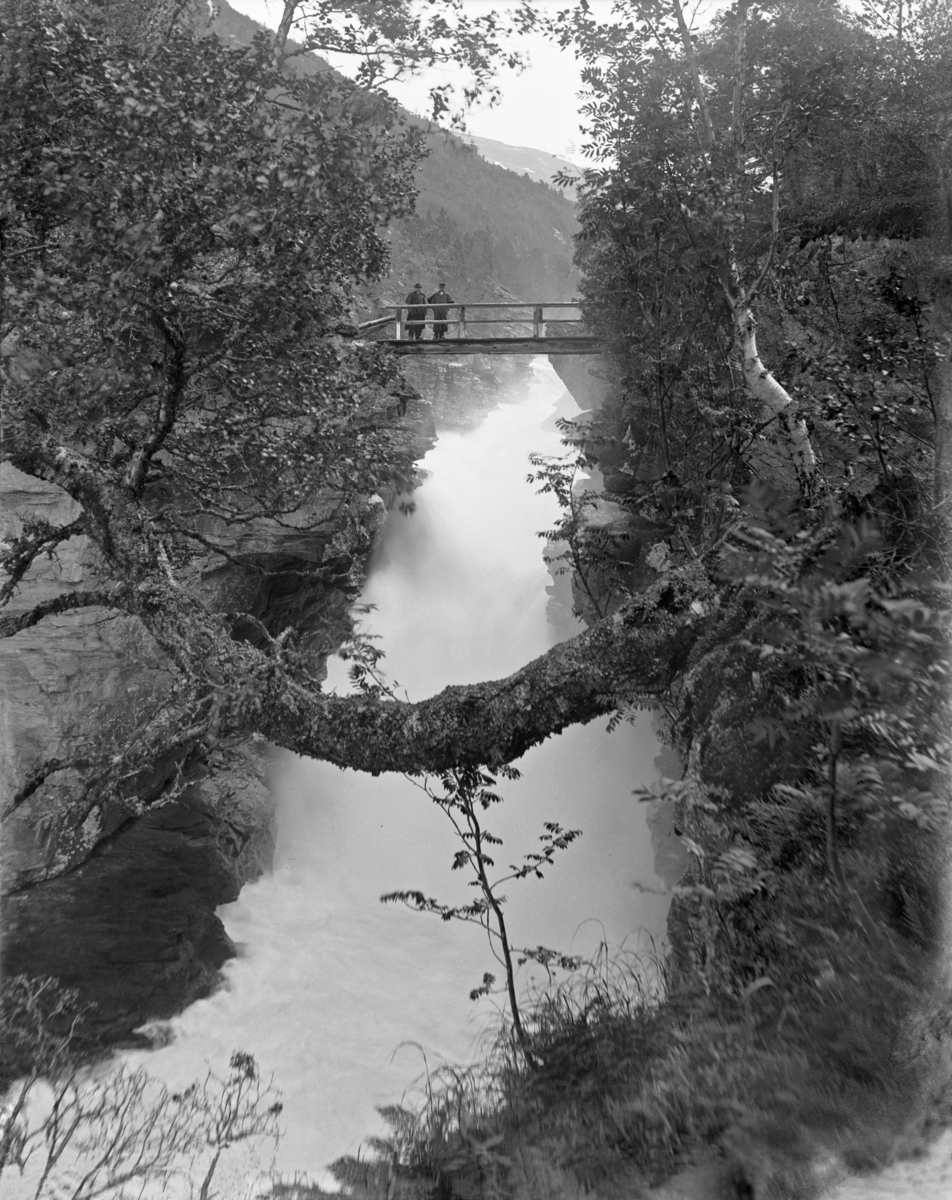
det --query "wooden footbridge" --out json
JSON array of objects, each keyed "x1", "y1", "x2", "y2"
[{"x1": 357, "y1": 302, "x2": 601, "y2": 355}]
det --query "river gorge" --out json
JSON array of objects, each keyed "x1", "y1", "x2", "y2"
[{"x1": 112, "y1": 356, "x2": 682, "y2": 1186}]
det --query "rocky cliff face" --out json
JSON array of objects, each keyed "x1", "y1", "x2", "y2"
[
  {"x1": 1, "y1": 395, "x2": 435, "y2": 1044},
  {"x1": 547, "y1": 354, "x2": 612, "y2": 415}
]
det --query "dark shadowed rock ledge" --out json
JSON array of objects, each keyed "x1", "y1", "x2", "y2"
[{"x1": 2, "y1": 741, "x2": 273, "y2": 1044}]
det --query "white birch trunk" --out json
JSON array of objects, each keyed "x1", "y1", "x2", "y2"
[
  {"x1": 732, "y1": 295, "x2": 817, "y2": 479},
  {"x1": 930, "y1": 256, "x2": 952, "y2": 509}
]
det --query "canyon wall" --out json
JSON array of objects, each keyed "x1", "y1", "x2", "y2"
[{"x1": 0, "y1": 396, "x2": 435, "y2": 1044}]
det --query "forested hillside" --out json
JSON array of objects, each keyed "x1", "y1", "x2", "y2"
[
  {"x1": 210, "y1": 0, "x2": 578, "y2": 304},
  {"x1": 385, "y1": 134, "x2": 578, "y2": 303}
]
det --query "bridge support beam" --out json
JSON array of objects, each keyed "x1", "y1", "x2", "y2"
[{"x1": 380, "y1": 337, "x2": 603, "y2": 356}]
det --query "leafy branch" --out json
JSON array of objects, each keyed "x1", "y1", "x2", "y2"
[
  {"x1": 528, "y1": 442, "x2": 627, "y2": 622},
  {"x1": 382, "y1": 764, "x2": 581, "y2": 1065}
]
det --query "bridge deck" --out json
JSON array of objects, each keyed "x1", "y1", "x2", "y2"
[
  {"x1": 357, "y1": 302, "x2": 601, "y2": 356},
  {"x1": 376, "y1": 336, "x2": 602, "y2": 356}
]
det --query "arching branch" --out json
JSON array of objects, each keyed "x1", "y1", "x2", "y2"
[
  {"x1": 6, "y1": 419, "x2": 708, "y2": 785},
  {"x1": 246, "y1": 575, "x2": 707, "y2": 774}
]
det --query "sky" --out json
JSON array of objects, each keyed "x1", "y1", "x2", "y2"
[{"x1": 225, "y1": 0, "x2": 616, "y2": 161}]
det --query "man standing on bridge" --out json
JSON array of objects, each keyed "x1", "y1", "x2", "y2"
[
  {"x1": 405, "y1": 283, "x2": 427, "y2": 340},
  {"x1": 428, "y1": 282, "x2": 454, "y2": 340}
]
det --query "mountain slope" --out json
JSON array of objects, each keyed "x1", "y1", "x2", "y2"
[
  {"x1": 464, "y1": 134, "x2": 579, "y2": 197},
  {"x1": 208, "y1": 2, "x2": 578, "y2": 304},
  {"x1": 393, "y1": 132, "x2": 578, "y2": 304}
]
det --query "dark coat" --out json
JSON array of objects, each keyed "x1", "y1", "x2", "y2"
[
  {"x1": 405, "y1": 289, "x2": 427, "y2": 320},
  {"x1": 428, "y1": 289, "x2": 453, "y2": 320}
]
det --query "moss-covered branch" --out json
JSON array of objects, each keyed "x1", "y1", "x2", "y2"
[
  {"x1": 0, "y1": 591, "x2": 122, "y2": 639},
  {"x1": 253, "y1": 577, "x2": 706, "y2": 772},
  {"x1": 5, "y1": 422, "x2": 710, "y2": 780}
]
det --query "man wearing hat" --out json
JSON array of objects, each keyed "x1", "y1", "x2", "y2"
[
  {"x1": 428, "y1": 282, "x2": 454, "y2": 340},
  {"x1": 405, "y1": 283, "x2": 427, "y2": 340}
]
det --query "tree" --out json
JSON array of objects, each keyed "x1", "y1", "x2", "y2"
[
  {"x1": 548, "y1": 0, "x2": 952, "y2": 527},
  {"x1": 1, "y1": 3, "x2": 419, "y2": 815},
  {"x1": 551, "y1": 0, "x2": 838, "y2": 484},
  {"x1": 0, "y1": 977, "x2": 282, "y2": 1200},
  {"x1": 270, "y1": 0, "x2": 539, "y2": 125},
  {"x1": 382, "y1": 764, "x2": 582, "y2": 1063},
  {"x1": 0, "y1": 0, "x2": 716, "y2": 834}
]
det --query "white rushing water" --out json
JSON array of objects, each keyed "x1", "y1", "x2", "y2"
[{"x1": 125, "y1": 359, "x2": 671, "y2": 1189}]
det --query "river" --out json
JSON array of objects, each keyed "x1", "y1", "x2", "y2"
[{"x1": 126, "y1": 357, "x2": 675, "y2": 1189}]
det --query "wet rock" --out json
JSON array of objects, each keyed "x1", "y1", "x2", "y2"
[
  {"x1": 548, "y1": 355, "x2": 612, "y2": 412},
  {"x1": 2, "y1": 742, "x2": 273, "y2": 1042}
]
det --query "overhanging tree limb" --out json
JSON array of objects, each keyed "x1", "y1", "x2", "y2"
[
  {"x1": 250, "y1": 580, "x2": 705, "y2": 773},
  {"x1": 6, "y1": 411, "x2": 709, "y2": 779}
]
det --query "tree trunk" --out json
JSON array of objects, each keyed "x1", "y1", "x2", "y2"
[
  {"x1": 273, "y1": 1, "x2": 298, "y2": 66},
  {"x1": 5, "y1": 428, "x2": 708, "y2": 782},
  {"x1": 930, "y1": 256, "x2": 952, "y2": 510},
  {"x1": 731, "y1": 295, "x2": 817, "y2": 481},
  {"x1": 253, "y1": 580, "x2": 704, "y2": 774}
]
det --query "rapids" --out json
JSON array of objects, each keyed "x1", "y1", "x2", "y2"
[{"x1": 125, "y1": 358, "x2": 674, "y2": 1188}]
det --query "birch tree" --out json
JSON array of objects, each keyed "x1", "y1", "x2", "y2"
[{"x1": 555, "y1": 0, "x2": 820, "y2": 481}]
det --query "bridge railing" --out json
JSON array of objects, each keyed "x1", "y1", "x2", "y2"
[{"x1": 359, "y1": 301, "x2": 584, "y2": 341}]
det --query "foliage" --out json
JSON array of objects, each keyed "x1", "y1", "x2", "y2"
[
  {"x1": 270, "y1": 0, "x2": 539, "y2": 127},
  {"x1": 723, "y1": 521, "x2": 949, "y2": 874},
  {"x1": 382, "y1": 764, "x2": 582, "y2": 1064},
  {"x1": 0, "y1": 977, "x2": 282, "y2": 1198},
  {"x1": 3, "y1": 3, "x2": 420, "y2": 520},
  {"x1": 528, "y1": 438, "x2": 632, "y2": 621},
  {"x1": 1, "y1": 0, "x2": 430, "y2": 820},
  {"x1": 548, "y1": 0, "x2": 952, "y2": 530},
  {"x1": 656, "y1": 488, "x2": 951, "y2": 878}
]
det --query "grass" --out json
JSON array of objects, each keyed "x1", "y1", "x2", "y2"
[{"x1": 328, "y1": 754, "x2": 951, "y2": 1200}]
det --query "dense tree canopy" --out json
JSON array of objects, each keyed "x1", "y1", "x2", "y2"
[
  {"x1": 1, "y1": 1, "x2": 426, "y2": 815},
  {"x1": 551, "y1": 0, "x2": 951, "y2": 527}
]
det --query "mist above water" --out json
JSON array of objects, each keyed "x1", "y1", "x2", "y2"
[{"x1": 126, "y1": 359, "x2": 670, "y2": 1188}]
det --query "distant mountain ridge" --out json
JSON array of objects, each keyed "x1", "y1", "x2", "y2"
[{"x1": 464, "y1": 134, "x2": 580, "y2": 198}]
